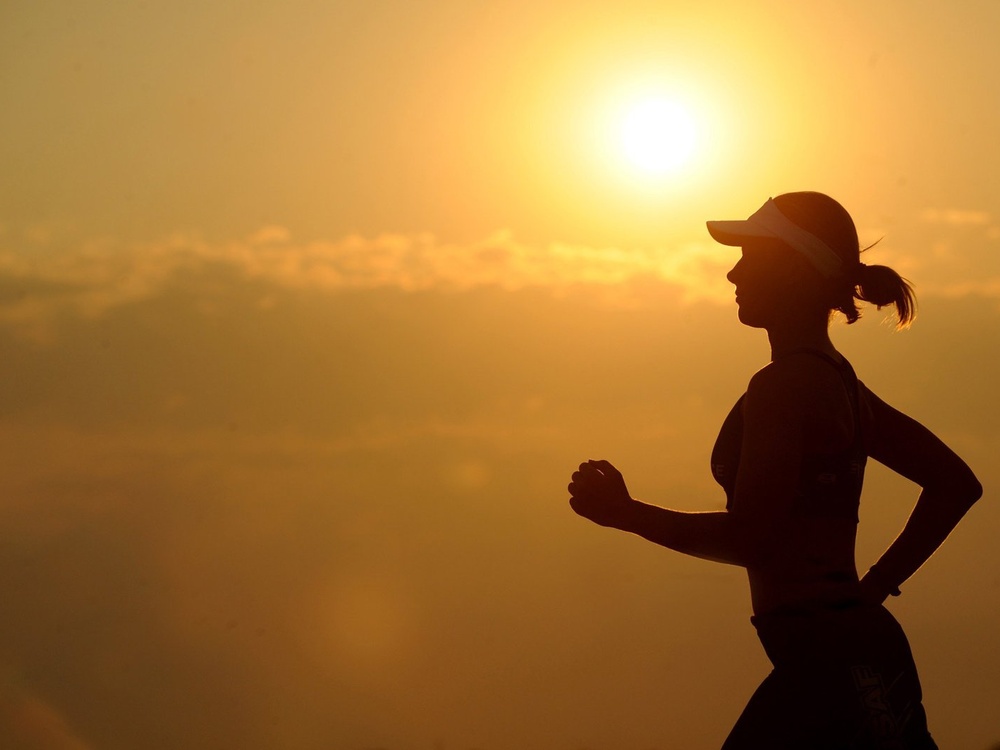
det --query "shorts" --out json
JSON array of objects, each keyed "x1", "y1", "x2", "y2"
[{"x1": 722, "y1": 603, "x2": 938, "y2": 749}]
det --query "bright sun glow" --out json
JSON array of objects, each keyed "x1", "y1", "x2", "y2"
[{"x1": 620, "y1": 97, "x2": 698, "y2": 175}]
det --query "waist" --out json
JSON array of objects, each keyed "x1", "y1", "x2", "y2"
[
  {"x1": 750, "y1": 602, "x2": 909, "y2": 669},
  {"x1": 748, "y1": 566, "x2": 861, "y2": 618},
  {"x1": 752, "y1": 595, "x2": 863, "y2": 620}
]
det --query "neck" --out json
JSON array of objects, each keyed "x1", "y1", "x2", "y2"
[{"x1": 766, "y1": 318, "x2": 837, "y2": 361}]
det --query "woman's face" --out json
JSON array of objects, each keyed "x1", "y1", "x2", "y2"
[{"x1": 726, "y1": 239, "x2": 826, "y2": 329}]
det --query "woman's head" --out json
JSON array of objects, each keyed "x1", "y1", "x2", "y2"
[{"x1": 708, "y1": 191, "x2": 916, "y2": 328}]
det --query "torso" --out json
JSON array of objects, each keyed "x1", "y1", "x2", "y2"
[{"x1": 711, "y1": 350, "x2": 871, "y2": 615}]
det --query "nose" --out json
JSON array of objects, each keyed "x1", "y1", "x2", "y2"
[{"x1": 727, "y1": 256, "x2": 742, "y2": 285}]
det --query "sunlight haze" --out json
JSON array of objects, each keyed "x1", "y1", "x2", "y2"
[{"x1": 2, "y1": 1, "x2": 999, "y2": 748}]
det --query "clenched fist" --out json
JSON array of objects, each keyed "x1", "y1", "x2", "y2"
[{"x1": 568, "y1": 459, "x2": 636, "y2": 528}]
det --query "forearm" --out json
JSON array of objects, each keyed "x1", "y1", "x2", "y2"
[
  {"x1": 866, "y1": 483, "x2": 982, "y2": 594},
  {"x1": 614, "y1": 500, "x2": 763, "y2": 568}
]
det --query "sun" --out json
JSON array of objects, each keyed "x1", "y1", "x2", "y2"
[{"x1": 619, "y1": 97, "x2": 697, "y2": 175}]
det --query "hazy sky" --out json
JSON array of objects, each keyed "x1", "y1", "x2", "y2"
[{"x1": 2, "y1": 2, "x2": 999, "y2": 749}]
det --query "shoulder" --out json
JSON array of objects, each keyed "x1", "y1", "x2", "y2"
[
  {"x1": 746, "y1": 353, "x2": 839, "y2": 408},
  {"x1": 744, "y1": 354, "x2": 853, "y2": 445},
  {"x1": 742, "y1": 360, "x2": 810, "y2": 437},
  {"x1": 856, "y1": 380, "x2": 922, "y2": 448}
]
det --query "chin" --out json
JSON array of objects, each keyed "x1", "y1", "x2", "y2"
[{"x1": 736, "y1": 306, "x2": 769, "y2": 329}]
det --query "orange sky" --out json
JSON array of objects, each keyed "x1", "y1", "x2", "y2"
[{"x1": 2, "y1": 2, "x2": 999, "y2": 748}]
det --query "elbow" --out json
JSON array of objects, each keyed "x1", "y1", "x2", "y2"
[
  {"x1": 963, "y1": 475, "x2": 984, "y2": 508},
  {"x1": 953, "y1": 463, "x2": 983, "y2": 509},
  {"x1": 928, "y1": 465, "x2": 983, "y2": 511}
]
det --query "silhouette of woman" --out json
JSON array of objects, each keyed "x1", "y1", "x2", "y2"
[{"x1": 568, "y1": 192, "x2": 982, "y2": 749}]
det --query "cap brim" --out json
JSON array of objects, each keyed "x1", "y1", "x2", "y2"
[{"x1": 705, "y1": 219, "x2": 777, "y2": 247}]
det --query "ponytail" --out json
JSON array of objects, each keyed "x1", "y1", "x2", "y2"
[
  {"x1": 766, "y1": 192, "x2": 917, "y2": 328},
  {"x1": 848, "y1": 262, "x2": 916, "y2": 328}
]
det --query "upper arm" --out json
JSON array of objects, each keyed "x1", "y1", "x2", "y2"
[{"x1": 863, "y1": 384, "x2": 982, "y2": 500}]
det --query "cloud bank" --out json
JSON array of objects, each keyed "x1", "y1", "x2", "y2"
[
  {"x1": 3, "y1": 210, "x2": 999, "y2": 343},
  {"x1": 0, "y1": 228, "x2": 735, "y2": 339}
]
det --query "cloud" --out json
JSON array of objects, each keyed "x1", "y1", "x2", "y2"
[
  {"x1": 920, "y1": 208, "x2": 992, "y2": 225},
  {"x1": 6, "y1": 214, "x2": 1000, "y2": 344},
  {"x1": 927, "y1": 277, "x2": 1000, "y2": 299},
  {"x1": 0, "y1": 228, "x2": 734, "y2": 340},
  {"x1": 246, "y1": 224, "x2": 293, "y2": 245},
  {"x1": 224, "y1": 228, "x2": 735, "y2": 299},
  {"x1": 858, "y1": 209, "x2": 1000, "y2": 300}
]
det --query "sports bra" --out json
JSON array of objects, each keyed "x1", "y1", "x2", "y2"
[{"x1": 710, "y1": 350, "x2": 867, "y2": 522}]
